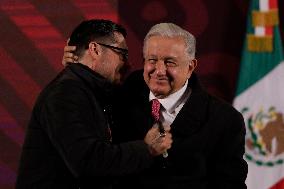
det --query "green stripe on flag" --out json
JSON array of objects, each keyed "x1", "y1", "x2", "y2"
[{"x1": 235, "y1": 0, "x2": 284, "y2": 95}]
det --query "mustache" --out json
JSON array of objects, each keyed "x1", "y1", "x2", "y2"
[{"x1": 150, "y1": 74, "x2": 169, "y2": 80}]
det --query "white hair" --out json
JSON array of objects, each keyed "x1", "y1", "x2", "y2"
[{"x1": 143, "y1": 23, "x2": 196, "y2": 59}]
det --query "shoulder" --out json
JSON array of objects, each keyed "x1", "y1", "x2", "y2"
[
  {"x1": 37, "y1": 69, "x2": 89, "y2": 106},
  {"x1": 210, "y1": 94, "x2": 242, "y2": 119},
  {"x1": 207, "y1": 94, "x2": 245, "y2": 133},
  {"x1": 189, "y1": 73, "x2": 243, "y2": 122}
]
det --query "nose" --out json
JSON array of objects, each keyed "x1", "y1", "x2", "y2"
[{"x1": 155, "y1": 61, "x2": 166, "y2": 75}]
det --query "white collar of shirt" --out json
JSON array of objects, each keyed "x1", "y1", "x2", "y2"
[{"x1": 149, "y1": 79, "x2": 189, "y2": 114}]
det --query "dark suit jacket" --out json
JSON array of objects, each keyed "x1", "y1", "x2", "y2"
[
  {"x1": 16, "y1": 64, "x2": 154, "y2": 189},
  {"x1": 113, "y1": 70, "x2": 248, "y2": 189}
]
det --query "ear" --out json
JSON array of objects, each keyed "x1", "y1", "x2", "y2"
[
  {"x1": 88, "y1": 42, "x2": 101, "y2": 59},
  {"x1": 189, "y1": 58, "x2": 197, "y2": 70},
  {"x1": 187, "y1": 58, "x2": 198, "y2": 78}
]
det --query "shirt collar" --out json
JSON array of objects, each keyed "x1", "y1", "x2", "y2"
[{"x1": 149, "y1": 80, "x2": 189, "y2": 113}]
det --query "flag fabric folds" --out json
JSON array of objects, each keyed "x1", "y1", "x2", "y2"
[{"x1": 233, "y1": 0, "x2": 284, "y2": 188}]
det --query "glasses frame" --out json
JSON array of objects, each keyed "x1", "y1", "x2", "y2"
[{"x1": 97, "y1": 42, "x2": 128, "y2": 61}]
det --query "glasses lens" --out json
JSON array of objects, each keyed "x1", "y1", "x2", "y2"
[{"x1": 97, "y1": 42, "x2": 128, "y2": 61}]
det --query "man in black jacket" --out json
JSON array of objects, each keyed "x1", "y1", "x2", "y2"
[{"x1": 16, "y1": 19, "x2": 172, "y2": 189}]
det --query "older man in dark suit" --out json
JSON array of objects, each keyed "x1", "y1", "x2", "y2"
[{"x1": 113, "y1": 23, "x2": 248, "y2": 189}]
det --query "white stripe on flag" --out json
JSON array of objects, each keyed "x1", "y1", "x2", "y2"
[
  {"x1": 247, "y1": 162, "x2": 284, "y2": 189},
  {"x1": 260, "y1": 0, "x2": 269, "y2": 11},
  {"x1": 255, "y1": 26, "x2": 265, "y2": 36}
]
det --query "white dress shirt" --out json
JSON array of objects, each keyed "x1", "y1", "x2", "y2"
[{"x1": 149, "y1": 80, "x2": 191, "y2": 126}]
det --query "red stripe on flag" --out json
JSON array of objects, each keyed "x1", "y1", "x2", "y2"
[
  {"x1": 269, "y1": 0, "x2": 278, "y2": 9},
  {"x1": 265, "y1": 26, "x2": 273, "y2": 36},
  {"x1": 269, "y1": 178, "x2": 284, "y2": 189}
]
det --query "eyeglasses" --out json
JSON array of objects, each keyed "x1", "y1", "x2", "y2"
[{"x1": 97, "y1": 42, "x2": 128, "y2": 61}]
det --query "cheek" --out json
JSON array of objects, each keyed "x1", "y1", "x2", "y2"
[
  {"x1": 143, "y1": 64, "x2": 153, "y2": 79},
  {"x1": 166, "y1": 69, "x2": 178, "y2": 81},
  {"x1": 115, "y1": 61, "x2": 122, "y2": 70},
  {"x1": 144, "y1": 62, "x2": 156, "y2": 72},
  {"x1": 114, "y1": 64, "x2": 123, "y2": 79},
  {"x1": 143, "y1": 70, "x2": 150, "y2": 85},
  {"x1": 168, "y1": 69, "x2": 189, "y2": 88},
  {"x1": 166, "y1": 69, "x2": 182, "y2": 83}
]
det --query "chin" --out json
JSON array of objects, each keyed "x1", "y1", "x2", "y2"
[{"x1": 151, "y1": 87, "x2": 169, "y2": 98}]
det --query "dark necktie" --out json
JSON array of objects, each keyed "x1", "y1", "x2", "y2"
[{"x1": 151, "y1": 99, "x2": 161, "y2": 122}]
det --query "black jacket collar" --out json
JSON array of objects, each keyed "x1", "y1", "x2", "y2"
[
  {"x1": 66, "y1": 63, "x2": 115, "y2": 103},
  {"x1": 171, "y1": 73, "x2": 210, "y2": 136}
]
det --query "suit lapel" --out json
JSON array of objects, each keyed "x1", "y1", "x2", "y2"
[{"x1": 171, "y1": 74, "x2": 210, "y2": 137}]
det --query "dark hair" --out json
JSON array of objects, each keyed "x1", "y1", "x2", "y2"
[{"x1": 68, "y1": 19, "x2": 127, "y2": 58}]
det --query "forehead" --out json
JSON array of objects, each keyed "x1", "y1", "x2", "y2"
[{"x1": 145, "y1": 36, "x2": 186, "y2": 56}]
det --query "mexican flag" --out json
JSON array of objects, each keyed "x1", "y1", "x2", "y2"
[{"x1": 233, "y1": 0, "x2": 284, "y2": 188}]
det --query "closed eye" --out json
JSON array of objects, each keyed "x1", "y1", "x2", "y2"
[
  {"x1": 147, "y1": 58, "x2": 157, "y2": 64},
  {"x1": 165, "y1": 60, "x2": 177, "y2": 67}
]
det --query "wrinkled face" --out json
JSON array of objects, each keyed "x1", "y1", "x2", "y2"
[
  {"x1": 98, "y1": 32, "x2": 128, "y2": 84},
  {"x1": 143, "y1": 36, "x2": 196, "y2": 98}
]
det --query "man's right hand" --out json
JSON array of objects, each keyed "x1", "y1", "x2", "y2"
[
  {"x1": 144, "y1": 125, "x2": 172, "y2": 156},
  {"x1": 62, "y1": 43, "x2": 78, "y2": 66}
]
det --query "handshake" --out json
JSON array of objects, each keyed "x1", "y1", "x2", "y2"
[{"x1": 144, "y1": 124, "x2": 172, "y2": 157}]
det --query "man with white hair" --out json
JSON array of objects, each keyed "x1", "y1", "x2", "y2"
[{"x1": 113, "y1": 23, "x2": 248, "y2": 189}]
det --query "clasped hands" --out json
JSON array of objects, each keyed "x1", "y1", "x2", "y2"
[{"x1": 144, "y1": 124, "x2": 172, "y2": 156}]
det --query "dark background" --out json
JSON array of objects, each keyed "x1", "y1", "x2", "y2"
[{"x1": 0, "y1": 0, "x2": 283, "y2": 188}]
